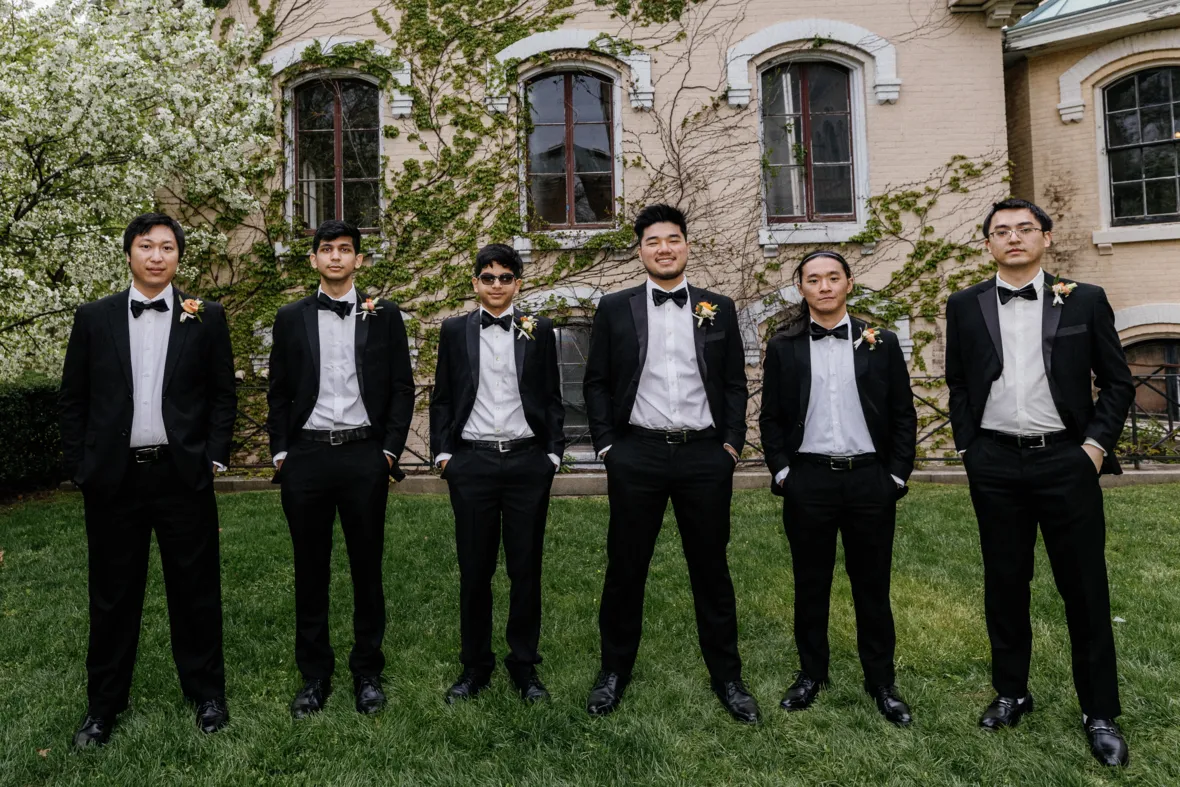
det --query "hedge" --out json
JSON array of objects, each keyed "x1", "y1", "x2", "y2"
[{"x1": 0, "y1": 375, "x2": 63, "y2": 496}]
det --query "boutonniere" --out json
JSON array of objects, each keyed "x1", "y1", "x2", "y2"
[
  {"x1": 854, "y1": 326, "x2": 881, "y2": 351},
  {"x1": 1051, "y1": 281, "x2": 1077, "y2": 306},
  {"x1": 693, "y1": 301, "x2": 718, "y2": 328},
  {"x1": 516, "y1": 314, "x2": 537, "y2": 340},
  {"x1": 179, "y1": 298, "x2": 204, "y2": 323},
  {"x1": 358, "y1": 297, "x2": 382, "y2": 320}
]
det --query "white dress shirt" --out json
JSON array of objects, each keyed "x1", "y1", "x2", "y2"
[
  {"x1": 436, "y1": 307, "x2": 560, "y2": 468},
  {"x1": 128, "y1": 284, "x2": 173, "y2": 449},
  {"x1": 775, "y1": 314, "x2": 903, "y2": 487}
]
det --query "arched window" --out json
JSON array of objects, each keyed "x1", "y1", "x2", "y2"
[
  {"x1": 761, "y1": 62, "x2": 855, "y2": 224},
  {"x1": 1125, "y1": 339, "x2": 1180, "y2": 420},
  {"x1": 1104, "y1": 67, "x2": 1180, "y2": 226},
  {"x1": 525, "y1": 72, "x2": 615, "y2": 230},
  {"x1": 294, "y1": 78, "x2": 381, "y2": 230}
]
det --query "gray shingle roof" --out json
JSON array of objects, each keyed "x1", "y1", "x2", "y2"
[{"x1": 1013, "y1": 0, "x2": 1136, "y2": 28}]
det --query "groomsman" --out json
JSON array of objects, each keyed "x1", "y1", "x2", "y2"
[
  {"x1": 60, "y1": 213, "x2": 236, "y2": 746},
  {"x1": 946, "y1": 198, "x2": 1134, "y2": 766},
  {"x1": 759, "y1": 251, "x2": 917, "y2": 725},
  {"x1": 582, "y1": 204, "x2": 760, "y2": 723},
  {"x1": 267, "y1": 220, "x2": 414, "y2": 719},
  {"x1": 429, "y1": 244, "x2": 564, "y2": 704}
]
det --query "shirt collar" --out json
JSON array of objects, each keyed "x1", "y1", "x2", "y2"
[
  {"x1": 810, "y1": 313, "x2": 851, "y2": 332},
  {"x1": 996, "y1": 268, "x2": 1044, "y2": 294},
  {"x1": 129, "y1": 283, "x2": 173, "y2": 304},
  {"x1": 479, "y1": 305, "x2": 515, "y2": 319},
  {"x1": 646, "y1": 277, "x2": 689, "y2": 296},
  {"x1": 317, "y1": 285, "x2": 357, "y2": 304}
]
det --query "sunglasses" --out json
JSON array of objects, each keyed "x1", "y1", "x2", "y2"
[{"x1": 477, "y1": 273, "x2": 518, "y2": 285}]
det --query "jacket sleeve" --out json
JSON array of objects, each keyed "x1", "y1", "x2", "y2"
[
  {"x1": 541, "y1": 321, "x2": 566, "y2": 458},
  {"x1": 886, "y1": 332, "x2": 918, "y2": 482},
  {"x1": 758, "y1": 338, "x2": 791, "y2": 479},
  {"x1": 429, "y1": 324, "x2": 455, "y2": 459},
  {"x1": 204, "y1": 303, "x2": 237, "y2": 466},
  {"x1": 720, "y1": 298, "x2": 749, "y2": 453},
  {"x1": 944, "y1": 295, "x2": 975, "y2": 452},
  {"x1": 1085, "y1": 288, "x2": 1134, "y2": 454},
  {"x1": 382, "y1": 302, "x2": 416, "y2": 463},
  {"x1": 59, "y1": 305, "x2": 90, "y2": 479},
  {"x1": 266, "y1": 309, "x2": 292, "y2": 458},
  {"x1": 583, "y1": 299, "x2": 615, "y2": 454}
]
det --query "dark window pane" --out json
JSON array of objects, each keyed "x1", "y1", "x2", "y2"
[
  {"x1": 556, "y1": 325, "x2": 591, "y2": 438},
  {"x1": 530, "y1": 175, "x2": 567, "y2": 224},
  {"x1": 807, "y1": 64, "x2": 849, "y2": 113},
  {"x1": 297, "y1": 83, "x2": 334, "y2": 130},
  {"x1": 761, "y1": 66, "x2": 801, "y2": 117},
  {"x1": 1145, "y1": 178, "x2": 1178, "y2": 215},
  {"x1": 339, "y1": 81, "x2": 379, "y2": 129},
  {"x1": 1108, "y1": 110, "x2": 1141, "y2": 147},
  {"x1": 527, "y1": 76, "x2": 565, "y2": 125},
  {"x1": 1113, "y1": 181, "x2": 1145, "y2": 219},
  {"x1": 1141, "y1": 105, "x2": 1171, "y2": 143},
  {"x1": 572, "y1": 173, "x2": 612, "y2": 224},
  {"x1": 573, "y1": 125, "x2": 612, "y2": 172},
  {"x1": 813, "y1": 164, "x2": 854, "y2": 214},
  {"x1": 1138, "y1": 68, "x2": 1171, "y2": 106},
  {"x1": 343, "y1": 181, "x2": 380, "y2": 227},
  {"x1": 810, "y1": 114, "x2": 851, "y2": 164},
  {"x1": 1106, "y1": 75, "x2": 1137, "y2": 112},
  {"x1": 1109, "y1": 148, "x2": 1143, "y2": 182},
  {"x1": 1174, "y1": 103, "x2": 1180, "y2": 137},
  {"x1": 766, "y1": 166, "x2": 806, "y2": 217},
  {"x1": 342, "y1": 130, "x2": 379, "y2": 179},
  {"x1": 571, "y1": 74, "x2": 610, "y2": 123},
  {"x1": 297, "y1": 131, "x2": 335, "y2": 181},
  {"x1": 1144, "y1": 145, "x2": 1176, "y2": 179},
  {"x1": 528, "y1": 126, "x2": 567, "y2": 174},
  {"x1": 298, "y1": 181, "x2": 334, "y2": 227},
  {"x1": 763, "y1": 117, "x2": 802, "y2": 166}
]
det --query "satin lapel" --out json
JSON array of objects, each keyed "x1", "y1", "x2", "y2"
[
  {"x1": 161, "y1": 289, "x2": 190, "y2": 394},
  {"x1": 354, "y1": 292, "x2": 370, "y2": 399},
  {"x1": 688, "y1": 286, "x2": 708, "y2": 383},
  {"x1": 1041, "y1": 273, "x2": 1063, "y2": 399},
  {"x1": 794, "y1": 331, "x2": 812, "y2": 419},
  {"x1": 851, "y1": 317, "x2": 869, "y2": 383},
  {"x1": 466, "y1": 310, "x2": 481, "y2": 392},
  {"x1": 629, "y1": 289, "x2": 648, "y2": 377},
  {"x1": 513, "y1": 307, "x2": 526, "y2": 385},
  {"x1": 108, "y1": 290, "x2": 133, "y2": 392},
  {"x1": 977, "y1": 281, "x2": 1003, "y2": 368},
  {"x1": 303, "y1": 298, "x2": 321, "y2": 391}
]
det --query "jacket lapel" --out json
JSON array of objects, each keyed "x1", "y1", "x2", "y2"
[
  {"x1": 354, "y1": 292, "x2": 370, "y2": 399},
  {"x1": 303, "y1": 297, "x2": 321, "y2": 391},
  {"x1": 1041, "y1": 272, "x2": 1064, "y2": 401},
  {"x1": 161, "y1": 289, "x2": 190, "y2": 394},
  {"x1": 513, "y1": 307, "x2": 527, "y2": 385},
  {"x1": 466, "y1": 309, "x2": 481, "y2": 392},
  {"x1": 108, "y1": 290, "x2": 133, "y2": 392},
  {"x1": 629, "y1": 288, "x2": 649, "y2": 378},
  {"x1": 794, "y1": 328, "x2": 812, "y2": 419},
  {"x1": 850, "y1": 317, "x2": 869, "y2": 384},
  {"x1": 977, "y1": 280, "x2": 1003, "y2": 368},
  {"x1": 688, "y1": 286, "x2": 708, "y2": 384}
]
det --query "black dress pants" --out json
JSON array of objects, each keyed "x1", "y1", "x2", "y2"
[
  {"x1": 82, "y1": 453, "x2": 225, "y2": 716},
  {"x1": 279, "y1": 437, "x2": 390, "y2": 680},
  {"x1": 782, "y1": 460, "x2": 898, "y2": 689},
  {"x1": 443, "y1": 444, "x2": 555, "y2": 682},
  {"x1": 965, "y1": 437, "x2": 1120, "y2": 718},
  {"x1": 598, "y1": 432, "x2": 742, "y2": 682}
]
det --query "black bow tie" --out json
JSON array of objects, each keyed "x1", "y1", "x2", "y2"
[
  {"x1": 810, "y1": 322, "x2": 849, "y2": 341},
  {"x1": 130, "y1": 299, "x2": 169, "y2": 319},
  {"x1": 652, "y1": 288, "x2": 688, "y2": 308},
  {"x1": 316, "y1": 292, "x2": 353, "y2": 319},
  {"x1": 480, "y1": 311, "x2": 513, "y2": 331},
  {"x1": 998, "y1": 283, "x2": 1038, "y2": 305}
]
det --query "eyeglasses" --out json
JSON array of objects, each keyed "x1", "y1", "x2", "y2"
[
  {"x1": 988, "y1": 227, "x2": 1044, "y2": 241},
  {"x1": 477, "y1": 273, "x2": 518, "y2": 285}
]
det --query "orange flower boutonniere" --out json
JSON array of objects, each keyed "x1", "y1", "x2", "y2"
[{"x1": 180, "y1": 298, "x2": 204, "y2": 323}]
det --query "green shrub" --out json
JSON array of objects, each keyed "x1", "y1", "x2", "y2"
[{"x1": 0, "y1": 375, "x2": 62, "y2": 496}]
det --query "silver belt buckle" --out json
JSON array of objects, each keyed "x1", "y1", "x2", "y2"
[
  {"x1": 497, "y1": 440, "x2": 509, "y2": 453},
  {"x1": 830, "y1": 456, "x2": 853, "y2": 471},
  {"x1": 665, "y1": 429, "x2": 688, "y2": 444},
  {"x1": 329, "y1": 430, "x2": 344, "y2": 446},
  {"x1": 1021, "y1": 434, "x2": 1047, "y2": 449},
  {"x1": 134, "y1": 447, "x2": 158, "y2": 463}
]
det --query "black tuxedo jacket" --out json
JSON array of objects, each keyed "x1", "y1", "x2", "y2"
[
  {"x1": 59, "y1": 288, "x2": 237, "y2": 494},
  {"x1": 759, "y1": 317, "x2": 917, "y2": 496},
  {"x1": 945, "y1": 273, "x2": 1134, "y2": 474},
  {"x1": 266, "y1": 292, "x2": 415, "y2": 480},
  {"x1": 583, "y1": 284, "x2": 748, "y2": 454},
  {"x1": 428, "y1": 308, "x2": 565, "y2": 459}
]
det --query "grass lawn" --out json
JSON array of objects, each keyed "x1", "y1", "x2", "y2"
[{"x1": 1, "y1": 484, "x2": 1178, "y2": 786}]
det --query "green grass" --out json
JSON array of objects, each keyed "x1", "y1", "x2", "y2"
[{"x1": 1, "y1": 485, "x2": 1179, "y2": 786}]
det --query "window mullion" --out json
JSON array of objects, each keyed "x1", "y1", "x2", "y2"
[
  {"x1": 565, "y1": 74, "x2": 575, "y2": 228},
  {"x1": 334, "y1": 84, "x2": 344, "y2": 220},
  {"x1": 800, "y1": 66, "x2": 815, "y2": 222}
]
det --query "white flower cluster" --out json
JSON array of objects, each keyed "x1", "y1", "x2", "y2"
[{"x1": 0, "y1": 0, "x2": 276, "y2": 380}]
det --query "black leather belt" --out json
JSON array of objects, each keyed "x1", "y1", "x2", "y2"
[
  {"x1": 981, "y1": 429, "x2": 1070, "y2": 449},
  {"x1": 130, "y1": 445, "x2": 169, "y2": 464},
  {"x1": 794, "y1": 452, "x2": 878, "y2": 471},
  {"x1": 460, "y1": 437, "x2": 538, "y2": 453},
  {"x1": 300, "y1": 426, "x2": 372, "y2": 446},
  {"x1": 631, "y1": 425, "x2": 717, "y2": 444}
]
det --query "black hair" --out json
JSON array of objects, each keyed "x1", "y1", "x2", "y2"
[
  {"x1": 982, "y1": 198, "x2": 1053, "y2": 238},
  {"x1": 312, "y1": 220, "x2": 362, "y2": 254},
  {"x1": 794, "y1": 250, "x2": 852, "y2": 284},
  {"x1": 123, "y1": 213, "x2": 185, "y2": 259},
  {"x1": 474, "y1": 243, "x2": 523, "y2": 278},
  {"x1": 634, "y1": 204, "x2": 688, "y2": 242}
]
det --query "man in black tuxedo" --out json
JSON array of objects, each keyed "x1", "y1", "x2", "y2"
[
  {"x1": 60, "y1": 213, "x2": 236, "y2": 746},
  {"x1": 267, "y1": 220, "x2": 414, "y2": 719},
  {"x1": 946, "y1": 198, "x2": 1134, "y2": 766},
  {"x1": 582, "y1": 204, "x2": 760, "y2": 723},
  {"x1": 429, "y1": 244, "x2": 564, "y2": 704},
  {"x1": 760, "y1": 251, "x2": 917, "y2": 726}
]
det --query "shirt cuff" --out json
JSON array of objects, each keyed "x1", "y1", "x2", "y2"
[
  {"x1": 383, "y1": 450, "x2": 395, "y2": 459},
  {"x1": 723, "y1": 443, "x2": 738, "y2": 462},
  {"x1": 435, "y1": 452, "x2": 452, "y2": 467},
  {"x1": 774, "y1": 467, "x2": 789, "y2": 485},
  {"x1": 273, "y1": 451, "x2": 287, "y2": 466},
  {"x1": 598, "y1": 445, "x2": 612, "y2": 458},
  {"x1": 548, "y1": 453, "x2": 561, "y2": 468},
  {"x1": 957, "y1": 449, "x2": 966, "y2": 457},
  {"x1": 1083, "y1": 438, "x2": 1107, "y2": 456},
  {"x1": 891, "y1": 474, "x2": 905, "y2": 488},
  {"x1": 212, "y1": 461, "x2": 226, "y2": 472}
]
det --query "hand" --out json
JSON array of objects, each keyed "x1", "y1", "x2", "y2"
[
  {"x1": 440, "y1": 459, "x2": 448, "y2": 472},
  {"x1": 723, "y1": 444, "x2": 739, "y2": 463},
  {"x1": 1082, "y1": 443, "x2": 1104, "y2": 474},
  {"x1": 275, "y1": 459, "x2": 284, "y2": 471},
  {"x1": 386, "y1": 454, "x2": 393, "y2": 469}
]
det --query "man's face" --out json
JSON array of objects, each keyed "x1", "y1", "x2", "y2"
[
  {"x1": 127, "y1": 225, "x2": 180, "y2": 292},
  {"x1": 310, "y1": 236, "x2": 363, "y2": 282},
  {"x1": 798, "y1": 256, "x2": 854, "y2": 318},
  {"x1": 985, "y1": 208, "x2": 1051, "y2": 270},
  {"x1": 472, "y1": 261, "x2": 521, "y2": 312},
  {"x1": 638, "y1": 221, "x2": 689, "y2": 282}
]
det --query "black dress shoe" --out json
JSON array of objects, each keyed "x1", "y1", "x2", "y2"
[
  {"x1": 196, "y1": 698, "x2": 229, "y2": 734},
  {"x1": 713, "y1": 679, "x2": 761, "y2": 724},
  {"x1": 291, "y1": 678, "x2": 331, "y2": 719},
  {"x1": 445, "y1": 669, "x2": 491, "y2": 704},
  {"x1": 586, "y1": 670, "x2": 629, "y2": 716},
  {"x1": 779, "y1": 672, "x2": 825, "y2": 711},
  {"x1": 868, "y1": 685, "x2": 912, "y2": 727},
  {"x1": 354, "y1": 675, "x2": 386, "y2": 715},
  {"x1": 73, "y1": 714, "x2": 114, "y2": 748},
  {"x1": 1083, "y1": 717, "x2": 1129, "y2": 767},
  {"x1": 979, "y1": 693, "x2": 1033, "y2": 730},
  {"x1": 515, "y1": 674, "x2": 551, "y2": 704}
]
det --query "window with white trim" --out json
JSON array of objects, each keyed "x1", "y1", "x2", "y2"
[{"x1": 1104, "y1": 67, "x2": 1180, "y2": 227}]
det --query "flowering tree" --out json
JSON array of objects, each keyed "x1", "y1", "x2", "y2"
[{"x1": 0, "y1": 0, "x2": 276, "y2": 380}]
